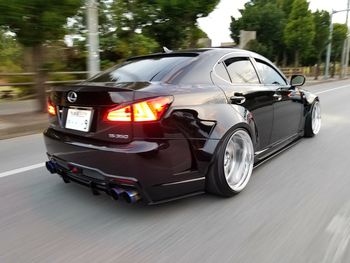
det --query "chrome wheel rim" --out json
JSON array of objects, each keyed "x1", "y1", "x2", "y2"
[
  {"x1": 311, "y1": 101, "x2": 321, "y2": 135},
  {"x1": 223, "y1": 130, "x2": 254, "y2": 192}
]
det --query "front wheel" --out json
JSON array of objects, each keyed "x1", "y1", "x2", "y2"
[
  {"x1": 206, "y1": 129, "x2": 254, "y2": 197},
  {"x1": 304, "y1": 100, "x2": 321, "y2": 137}
]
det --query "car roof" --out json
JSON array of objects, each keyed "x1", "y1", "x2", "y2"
[
  {"x1": 127, "y1": 47, "x2": 271, "y2": 65},
  {"x1": 124, "y1": 48, "x2": 284, "y2": 85}
]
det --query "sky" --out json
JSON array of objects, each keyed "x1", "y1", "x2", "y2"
[{"x1": 198, "y1": 0, "x2": 350, "y2": 46}]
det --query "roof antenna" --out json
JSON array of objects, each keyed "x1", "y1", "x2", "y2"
[{"x1": 163, "y1": 46, "x2": 173, "y2": 54}]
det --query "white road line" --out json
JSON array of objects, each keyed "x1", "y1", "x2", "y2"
[
  {"x1": 315, "y1": 84, "x2": 350, "y2": 95},
  {"x1": 0, "y1": 163, "x2": 45, "y2": 178}
]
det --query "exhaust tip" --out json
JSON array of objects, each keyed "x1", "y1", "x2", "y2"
[
  {"x1": 45, "y1": 161, "x2": 57, "y2": 174},
  {"x1": 123, "y1": 190, "x2": 141, "y2": 203},
  {"x1": 110, "y1": 187, "x2": 125, "y2": 201}
]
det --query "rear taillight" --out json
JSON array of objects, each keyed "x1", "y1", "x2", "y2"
[
  {"x1": 47, "y1": 100, "x2": 56, "y2": 116},
  {"x1": 105, "y1": 96, "x2": 173, "y2": 122},
  {"x1": 105, "y1": 105, "x2": 131, "y2": 122}
]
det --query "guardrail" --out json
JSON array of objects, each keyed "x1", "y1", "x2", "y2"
[
  {"x1": 0, "y1": 71, "x2": 90, "y2": 99},
  {"x1": 0, "y1": 71, "x2": 88, "y2": 87}
]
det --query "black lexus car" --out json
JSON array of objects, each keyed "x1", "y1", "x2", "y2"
[{"x1": 44, "y1": 48, "x2": 321, "y2": 204}]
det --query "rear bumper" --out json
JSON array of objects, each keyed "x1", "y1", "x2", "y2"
[{"x1": 43, "y1": 128, "x2": 209, "y2": 204}]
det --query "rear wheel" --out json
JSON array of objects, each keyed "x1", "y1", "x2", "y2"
[
  {"x1": 304, "y1": 100, "x2": 321, "y2": 137},
  {"x1": 207, "y1": 129, "x2": 254, "y2": 197}
]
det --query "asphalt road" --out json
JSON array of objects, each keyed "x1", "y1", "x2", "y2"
[{"x1": 1, "y1": 79, "x2": 350, "y2": 263}]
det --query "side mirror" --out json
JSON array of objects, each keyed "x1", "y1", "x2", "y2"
[{"x1": 290, "y1": 75, "x2": 305, "y2": 87}]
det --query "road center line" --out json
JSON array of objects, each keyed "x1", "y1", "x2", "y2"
[
  {"x1": 0, "y1": 163, "x2": 45, "y2": 178},
  {"x1": 314, "y1": 84, "x2": 350, "y2": 95}
]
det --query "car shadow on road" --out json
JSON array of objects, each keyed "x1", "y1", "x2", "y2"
[{"x1": 41, "y1": 177, "x2": 226, "y2": 219}]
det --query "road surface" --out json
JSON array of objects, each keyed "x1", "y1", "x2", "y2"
[{"x1": 1, "y1": 79, "x2": 350, "y2": 263}]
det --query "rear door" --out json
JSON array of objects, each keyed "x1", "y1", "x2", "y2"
[
  {"x1": 253, "y1": 58, "x2": 303, "y2": 144},
  {"x1": 212, "y1": 54, "x2": 275, "y2": 151}
]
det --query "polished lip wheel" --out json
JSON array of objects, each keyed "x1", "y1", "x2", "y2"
[
  {"x1": 311, "y1": 101, "x2": 321, "y2": 135},
  {"x1": 223, "y1": 130, "x2": 254, "y2": 192}
]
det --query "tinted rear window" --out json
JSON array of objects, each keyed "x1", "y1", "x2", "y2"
[{"x1": 88, "y1": 56, "x2": 196, "y2": 83}]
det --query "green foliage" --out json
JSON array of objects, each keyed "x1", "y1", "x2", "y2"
[
  {"x1": 0, "y1": 29, "x2": 23, "y2": 72},
  {"x1": 67, "y1": 0, "x2": 218, "y2": 66},
  {"x1": 331, "y1": 23, "x2": 348, "y2": 62},
  {"x1": 0, "y1": 0, "x2": 83, "y2": 47},
  {"x1": 113, "y1": 34, "x2": 160, "y2": 59},
  {"x1": 283, "y1": 0, "x2": 315, "y2": 65},
  {"x1": 144, "y1": 0, "x2": 219, "y2": 48},
  {"x1": 110, "y1": 0, "x2": 219, "y2": 49},
  {"x1": 308, "y1": 10, "x2": 330, "y2": 64},
  {"x1": 230, "y1": 0, "x2": 335, "y2": 66},
  {"x1": 245, "y1": 40, "x2": 270, "y2": 58},
  {"x1": 276, "y1": 0, "x2": 294, "y2": 17},
  {"x1": 230, "y1": 0, "x2": 285, "y2": 61}
]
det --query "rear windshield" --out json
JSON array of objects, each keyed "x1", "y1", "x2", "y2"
[{"x1": 87, "y1": 55, "x2": 196, "y2": 83}]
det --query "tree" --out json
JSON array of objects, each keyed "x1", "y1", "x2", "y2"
[
  {"x1": 310, "y1": 10, "x2": 330, "y2": 78},
  {"x1": 276, "y1": 0, "x2": 294, "y2": 17},
  {"x1": 283, "y1": 0, "x2": 315, "y2": 66},
  {"x1": 230, "y1": 1, "x2": 285, "y2": 62},
  {"x1": 0, "y1": 28, "x2": 23, "y2": 72},
  {"x1": 121, "y1": 0, "x2": 219, "y2": 49},
  {"x1": 0, "y1": 0, "x2": 82, "y2": 111},
  {"x1": 331, "y1": 23, "x2": 348, "y2": 63},
  {"x1": 68, "y1": 0, "x2": 217, "y2": 66}
]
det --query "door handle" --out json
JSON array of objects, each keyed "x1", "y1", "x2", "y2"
[
  {"x1": 230, "y1": 95, "x2": 246, "y2": 104},
  {"x1": 273, "y1": 93, "x2": 282, "y2": 101}
]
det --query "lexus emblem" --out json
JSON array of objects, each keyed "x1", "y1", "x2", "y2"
[{"x1": 67, "y1": 91, "x2": 77, "y2": 103}]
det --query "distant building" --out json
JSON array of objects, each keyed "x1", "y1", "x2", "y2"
[
  {"x1": 239, "y1": 30, "x2": 256, "y2": 49},
  {"x1": 220, "y1": 42, "x2": 235, "y2": 47},
  {"x1": 197, "y1": 38, "x2": 212, "y2": 48}
]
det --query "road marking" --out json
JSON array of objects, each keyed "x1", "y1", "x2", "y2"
[
  {"x1": 0, "y1": 163, "x2": 45, "y2": 178},
  {"x1": 315, "y1": 84, "x2": 350, "y2": 95}
]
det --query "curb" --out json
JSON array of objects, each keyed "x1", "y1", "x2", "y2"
[{"x1": 0, "y1": 122, "x2": 47, "y2": 140}]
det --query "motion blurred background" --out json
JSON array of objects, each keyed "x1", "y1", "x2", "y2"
[{"x1": 0, "y1": 0, "x2": 349, "y2": 132}]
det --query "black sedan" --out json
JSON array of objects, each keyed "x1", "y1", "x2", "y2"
[{"x1": 44, "y1": 48, "x2": 321, "y2": 204}]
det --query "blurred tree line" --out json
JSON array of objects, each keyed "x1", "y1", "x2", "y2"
[
  {"x1": 230, "y1": 0, "x2": 348, "y2": 68},
  {"x1": 0, "y1": 0, "x2": 218, "y2": 72},
  {"x1": 0, "y1": 0, "x2": 218, "y2": 111}
]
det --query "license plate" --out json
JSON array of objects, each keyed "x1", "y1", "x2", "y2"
[{"x1": 65, "y1": 108, "x2": 92, "y2": 132}]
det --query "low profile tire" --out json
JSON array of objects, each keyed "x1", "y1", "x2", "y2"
[
  {"x1": 304, "y1": 100, "x2": 321, "y2": 138},
  {"x1": 206, "y1": 129, "x2": 254, "y2": 197}
]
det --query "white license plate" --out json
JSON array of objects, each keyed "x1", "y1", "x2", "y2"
[{"x1": 65, "y1": 108, "x2": 92, "y2": 132}]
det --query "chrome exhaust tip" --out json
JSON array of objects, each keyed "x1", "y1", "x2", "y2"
[
  {"x1": 45, "y1": 161, "x2": 57, "y2": 174},
  {"x1": 123, "y1": 190, "x2": 141, "y2": 203},
  {"x1": 110, "y1": 187, "x2": 125, "y2": 200}
]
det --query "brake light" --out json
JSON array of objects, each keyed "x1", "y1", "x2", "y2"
[
  {"x1": 47, "y1": 100, "x2": 56, "y2": 116},
  {"x1": 106, "y1": 105, "x2": 131, "y2": 122},
  {"x1": 105, "y1": 96, "x2": 172, "y2": 122},
  {"x1": 134, "y1": 97, "x2": 172, "y2": 122}
]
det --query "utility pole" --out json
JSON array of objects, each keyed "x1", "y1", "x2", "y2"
[
  {"x1": 325, "y1": 8, "x2": 350, "y2": 79},
  {"x1": 86, "y1": 0, "x2": 100, "y2": 78},
  {"x1": 325, "y1": 11, "x2": 334, "y2": 79},
  {"x1": 340, "y1": 0, "x2": 350, "y2": 78},
  {"x1": 345, "y1": 0, "x2": 350, "y2": 78}
]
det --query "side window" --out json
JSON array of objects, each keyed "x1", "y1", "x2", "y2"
[
  {"x1": 255, "y1": 59, "x2": 287, "y2": 85},
  {"x1": 214, "y1": 62, "x2": 231, "y2": 83},
  {"x1": 224, "y1": 57, "x2": 259, "y2": 84}
]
